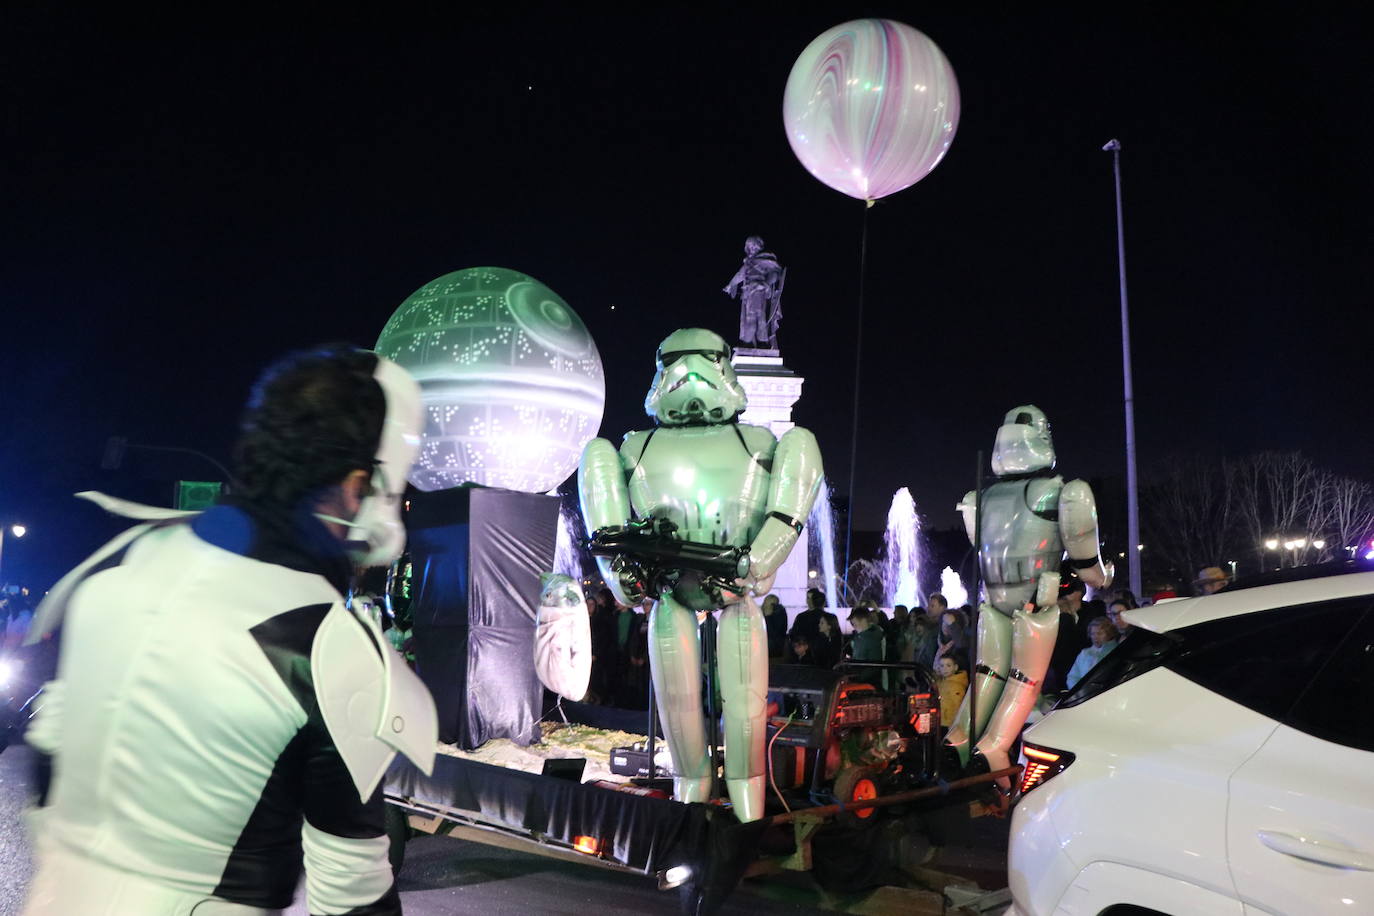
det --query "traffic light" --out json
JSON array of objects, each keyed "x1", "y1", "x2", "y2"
[{"x1": 176, "y1": 480, "x2": 222, "y2": 511}]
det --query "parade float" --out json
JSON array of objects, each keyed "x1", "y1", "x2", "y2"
[{"x1": 368, "y1": 18, "x2": 1018, "y2": 913}]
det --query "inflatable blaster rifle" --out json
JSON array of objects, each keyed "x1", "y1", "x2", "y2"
[{"x1": 586, "y1": 517, "x2": 751, "y2": 602}]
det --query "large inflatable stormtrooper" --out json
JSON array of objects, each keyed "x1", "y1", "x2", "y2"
[
  {"x1": 579, "y1": 328, "x2": 822, "y2": 822},
  {"x1": 22, "y1": 354, "x2": 436, "y2": 916},
  {"x1": 946, "y1": 406, "x2": 1112, "y2": 778}
]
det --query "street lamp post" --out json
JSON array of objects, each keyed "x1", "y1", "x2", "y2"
[
  {"x1": 1282, "y1": 537, "x2": 1309, "y2": 568},
  {"x1": 1103, "y1": 139, "x2": 1142, "y2": 600},
  {"x1": 0, "y1": 523, "x2": 27, "y2": 588},
  {"x1": 1264, "y1": 538, "x2": 1280, "y2": 570}
]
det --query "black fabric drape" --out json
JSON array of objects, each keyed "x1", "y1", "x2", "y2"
[
  {"x1": 388, "y1": 754, "x2": 702, "y2": 873},
  {"x1": 407, "y1": 487, "x2": 558, "y2": 749},
  {"x1": 386, "y1": 754, "x2": 763, "y2": 914}
]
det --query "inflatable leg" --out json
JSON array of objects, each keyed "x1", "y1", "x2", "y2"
[
  {"x1": 946, "y1": 606, "x2": 1013, "y2": 765},
  {"x1": 976, "y1": 606, "x2": 1060, "y2": 781},
  {"x1": 648, "y1": 593, "x2": 712, "y2": 803},
  {"x1": 717, "y1": 595, "x2": 767, "y2": 822}
]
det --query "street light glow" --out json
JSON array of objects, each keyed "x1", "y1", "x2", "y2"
[
  {"x1": 1312, "y1": 539, "x2": 1326, "y2": 550},
  {"x1": 10, "y1": 525, "x2": 25, "y2": 538},
  {"x1": 1264, "y1": 538, "x2": 1279, "y2": 550}
]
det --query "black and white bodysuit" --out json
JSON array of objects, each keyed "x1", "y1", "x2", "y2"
[{"x1": 24, "y1": 503, "x2": 433, "y2": 915}]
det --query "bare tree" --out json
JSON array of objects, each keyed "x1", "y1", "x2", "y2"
[
  {"x1": 1141, "y1": 454, "x2": 1242, "y2": 581},
  {"x1": 1324, "y1": 474, "x2": 1374, "y2": 560},
  {"x1": 1231, "y1": 452, "x2": 1329, "y2": 571},
  {"x1": 1147, "y1": 451, "x2": 1373, "y2": 580}
]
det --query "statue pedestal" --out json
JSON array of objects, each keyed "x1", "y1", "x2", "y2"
[
  {"x1": 732, "y1": 350, "x2": 810, "y2": 615},
  {"x1": 732, "y1": 350, "x2": 800, "y2": 436}
]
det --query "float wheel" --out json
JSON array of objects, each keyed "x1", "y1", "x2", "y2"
[{"x1": 833, "y1": 765, "x2": 882, "y2": 829}]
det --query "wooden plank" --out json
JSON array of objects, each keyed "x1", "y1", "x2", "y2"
[{"x1": 767, "y1": 767, "x2": 1022, "y2": 826}]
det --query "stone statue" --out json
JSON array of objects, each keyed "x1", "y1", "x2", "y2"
[{"x1": 722, "y1": 236, "x2": 785, "y2": 349}]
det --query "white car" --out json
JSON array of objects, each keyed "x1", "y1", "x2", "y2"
[{"x1": 1007, "y1": 564, "x2": 1374, "y2": 916}]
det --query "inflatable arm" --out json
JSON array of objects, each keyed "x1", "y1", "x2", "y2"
[
  {"x1": 577, "y1": 437, "x2": 638, "y2": 606},
  {"x1": 1059, "y1": 479, "x2": 1114, "y2": 589},
  {"x1": 749, "y1": 427, "x2": 823, "y2": 581}
]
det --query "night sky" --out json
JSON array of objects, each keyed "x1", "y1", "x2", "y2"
[{"x1": 3, "y1": 6, "x2": 1369, "y2": 590}]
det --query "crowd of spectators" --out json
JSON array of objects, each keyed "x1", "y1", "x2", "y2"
[
  {"x1": 1, "y1": 590, "x2": 36, "y2": 650},
  {"x1": 1046, "y1": 563, "x2": 1234, "y2": 694},
  {"x1": 584, "y1": 588, "x2": 651, "y2": 709},
  {"x1": 578, "y1": 563, "x2": 1231, "y2": 713},
  {"x1": 779, "y1": 588, "x2": 978, "y2": 677}
]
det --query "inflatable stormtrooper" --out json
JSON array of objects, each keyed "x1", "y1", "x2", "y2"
[
  {"x1": 946, "y1": 406, "x2": 1112, "y2": 778},
  {"x1": 579, "y1": 328, "x2": 822, "y2": 822},
  {"x1": 22, "y1": 353, "x2": 436, "y2": 916},
  {"x1": 534, "y1": 573, "x2": 592, "y2": 703}
]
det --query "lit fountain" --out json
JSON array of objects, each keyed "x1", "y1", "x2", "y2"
[
  {"x1": 553, "y1": 496, "x2": 584, "y2": 580},
  {"x1": 939, "y1": 565, "x2": 969, "y2": 609},
  {"x1": 882, "y1": 488, "x2": 922, "y2": 609},
  {"x1": 806, "y1": 476, "x2": 840, "y2": 607}
]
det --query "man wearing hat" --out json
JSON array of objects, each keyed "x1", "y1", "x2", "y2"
[
  {"x1": 1045, "y1": 577, "x2": 1105, "y2": 695},
  {"x1": 1194, "y1": 566, "x2": 1231, "y2": 595}
]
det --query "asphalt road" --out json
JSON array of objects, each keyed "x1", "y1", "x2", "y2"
[
  {"x1": 0, "y1": 744, "x2": 829, "y2": 916},
  {"x1": 293, "y1": 833, "x2": 833, "y2": 916},
  {"x1": 0, "y1": 742, "x2": 35, "y2": 916}
]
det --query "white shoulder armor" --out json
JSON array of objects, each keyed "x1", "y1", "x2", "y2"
[
  {"x1": 26, "y1": 491, "x2": 196, "y2": 646},
  {"x1": 312, "y1": 603, "x2": 437, "y2": 802},
  {"x1": 73, "y1": 489, "x2": 201, "y2": 521}
]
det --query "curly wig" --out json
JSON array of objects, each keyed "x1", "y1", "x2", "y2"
[{"x1": 232, "y1": 344, "x2": 386, "y2": 512}]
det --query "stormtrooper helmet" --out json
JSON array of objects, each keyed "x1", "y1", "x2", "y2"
[
  {"x1": 644, "y1": 328, "x2": 748, "y2": 426},
  {"x1": 991, "y1": 405, "x2": 1056, "y2": 476}
]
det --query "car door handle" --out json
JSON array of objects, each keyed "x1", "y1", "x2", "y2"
[{"x1": 1258, "y1": 830, "x2": 1374, "y2": 871}]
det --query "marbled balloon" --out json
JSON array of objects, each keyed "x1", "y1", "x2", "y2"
[{"x1": 783, "y1": 18, "x2": 960, "y2": 202}]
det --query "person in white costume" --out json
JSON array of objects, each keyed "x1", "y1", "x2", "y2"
[
  {"x1": 946, "y1": 406, "x2": 1112, "y2": 779},
  {"x1": 578, "y1": 328, "x2": 823, "y2": 822},
  {"x1": 22, "y1": 345, "x2": 436, "y2": 916}
]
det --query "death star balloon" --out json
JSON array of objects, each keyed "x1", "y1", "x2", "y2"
[{"x1": 376, "y1": 267, "x2": 606, "y2": 493}]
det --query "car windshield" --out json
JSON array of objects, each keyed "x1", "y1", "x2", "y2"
[{"x1": 1055, "y1": 627, "x2": 1183, "y2": 710}]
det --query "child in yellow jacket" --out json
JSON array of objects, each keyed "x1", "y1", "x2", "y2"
[{"x1": 936, "y1": 656, "x2": 969, "y2": 727}]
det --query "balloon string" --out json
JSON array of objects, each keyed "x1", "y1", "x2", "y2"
[{"x1": 842, "y1": 202, "x2": 871, "y2": 604}]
